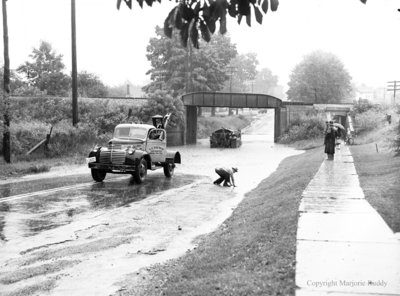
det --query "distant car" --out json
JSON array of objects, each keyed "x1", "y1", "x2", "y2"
[
  {"x1": 86, "y1": 115, "x2": 181, "y2": 183},
  {"x1": 210, "y1": 128, "x2": 242, "y2": 148}
]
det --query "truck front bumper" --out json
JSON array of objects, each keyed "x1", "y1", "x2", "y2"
[{"x1": 88, "y1": 162, "x2": 136, "y2": 173}]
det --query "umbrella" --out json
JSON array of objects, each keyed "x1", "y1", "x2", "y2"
[{"x1": 332, "y1": 123, "x2": 345, "y2": 130}]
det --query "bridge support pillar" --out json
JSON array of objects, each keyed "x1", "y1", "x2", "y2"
[
  {"x1": 186, "y1": 106, "x2": 197, "y2": 144},
  {"x1": 274, "y1": 107, "x2": 281, "y2": 143}
]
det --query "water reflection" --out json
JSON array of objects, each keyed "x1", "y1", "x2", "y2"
[{"x1": 0, "y1": 173, "x2": 197, "y2": 240}]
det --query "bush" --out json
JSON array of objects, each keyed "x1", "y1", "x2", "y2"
[
  {"x1": 279, "y1": 112, "x2": 326, "y2": 143},
  {"x1": 353, "y1": 109, "x2": 386, "y2": 133},
  {"x1": 1, "y1": 96, "x2": 142, "y2": 159},
  {"x1": 138, "y1": 90, "x2": 185, "y2": 128},
  {"x1": 393, "y1": 105, "x2": 400, "y2": 156}
]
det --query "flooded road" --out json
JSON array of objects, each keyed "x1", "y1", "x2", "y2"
[{"x1": 0, "y1": 112, "x2": 302, "y2": 296}]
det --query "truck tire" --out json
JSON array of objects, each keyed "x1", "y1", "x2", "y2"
[
  {"x1": 133, "y1": 157, "x2": 147, "y2": 184},
  {"x1": 91, "y1": 169, "x2": 107, "y2": 182},
  {"x1": 163, "y1": 162, "x2": 175, "y2": 178}
]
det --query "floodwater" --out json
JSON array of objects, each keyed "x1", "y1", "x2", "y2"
[{"x1": 0, "y1": 112, "x2": 303, "y2": 296}]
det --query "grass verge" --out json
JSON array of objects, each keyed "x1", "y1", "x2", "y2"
[
  {"x1": 351, "y1": 143, "x2": 400, "y2": 233},
  {"x1": 116, "y1": 147, "x2": 325, "y2": 296}
]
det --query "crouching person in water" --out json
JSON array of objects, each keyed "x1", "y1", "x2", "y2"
[{"x1": 213, "y1": 167, "x2": 238, "y2": 187}]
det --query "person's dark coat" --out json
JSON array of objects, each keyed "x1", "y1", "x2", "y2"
[{"x1": 324, "y1": 129, "x2": 337, "y2": 155}]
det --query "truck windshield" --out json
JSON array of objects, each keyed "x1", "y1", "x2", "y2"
[{"x1": 114, "y1": 126, "x2": 148, "y2": 139}]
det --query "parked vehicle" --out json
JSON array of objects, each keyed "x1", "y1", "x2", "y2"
[
  {"x1": 86, "y1": 115, "x2": 181, "y2": 183},
  {"x1": 210, "y1": 128, "x2": 242, "y2": 148}
]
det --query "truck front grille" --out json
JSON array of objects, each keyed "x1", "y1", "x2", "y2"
[{"x1": 99, "y1": 150, "x2": 126, "y2": 165}]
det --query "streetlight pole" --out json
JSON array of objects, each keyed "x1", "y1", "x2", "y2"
[{"x1": 71, "y1": 0, "x2": 78, "y2": 126}]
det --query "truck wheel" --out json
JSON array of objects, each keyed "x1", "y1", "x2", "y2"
[
  {"x1": 163, "y1": 162, "x2": 175, "y2": 178},
  {"x1": 91, "y1": 169, "x2": 106, "y2": 182},
  {"x1": 133, "y1": 157, "x2": 147, "y2": 184}
]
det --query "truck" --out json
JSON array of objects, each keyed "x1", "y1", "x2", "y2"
[{"x1": 86, "y1": 115, "x2": 181, "y2": 183}]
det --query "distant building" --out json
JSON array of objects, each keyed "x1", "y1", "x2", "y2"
[{"x1": 354, "y1": 84, "x2": 386, "y2": 104}]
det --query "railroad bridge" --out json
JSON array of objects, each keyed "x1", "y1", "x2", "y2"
[
  {"x1": 182, "y1": 92, "x2": 287, "y2": 144},
  {"x1": 181, "y1": 92, "x2": 354, "y2": 145}
]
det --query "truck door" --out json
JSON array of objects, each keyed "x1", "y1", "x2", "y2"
[{"x1": 146, "y1": 129, "x2": 167, "y2": 163}]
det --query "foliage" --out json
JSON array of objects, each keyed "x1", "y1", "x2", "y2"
[
  {"x1": 393, "y1": 106, "x2": 400, "y2": 156},
  {"x1": 1, "y1": 96, "x2": 143, "y2": 157},
  {"x1": 287, "y1": 50, "x2": 353, "y2": 103},
  {"x1": 279, "y1": 111, "x2": 326, "y2": 143},
  {"x1": 138, "y1": 90, "x2": 185, "y2": 127},
  {"x1": 252, "y1": 67, "x2": 279, "y2": 94},
  {"x1": 117, "y1": 0, "x2": 367, "y2": 47},
  {"x1": 352, "y1": 99, "x2": 377, "y2": 114},
  {"x1": 353, "y1": 109, "x2": 386, "y2": 133},
  {"x1": 143, "y1": 26, "x2": 237, "y2": 97},
  {"x1": 118, "y1": 0, "x2": 279, "y2": 48},
  {"x1": 16, "y1": 41, "x2": 71, "y2": 96},
  {"x1": 222, "y1": 52, "x2": 259, "y2": 92},
  {"x1": 77, "y1": 71, "x2": 108, "y2": 97}
]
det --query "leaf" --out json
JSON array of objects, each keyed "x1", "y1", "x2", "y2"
[
  {"x1": 189, "y1": 20, "x2": 199, "y2": 49},
  {"x1": 254, "y1": 5, "x2": 263, "y2": 24},
  {"x1": 261, "y1": 0, "x2": 268, "y2": 13},
  {"x1": 270, "y1": 0, "x2": 279, "y2": 11},
  {"x1": 246, "y1": 13, "x2": 251, "y2": 27},
  {"x1": 237, "y1": 14, "x2": 243, "y2": 25},
  {"x1": 164, "y1": 7, "x2": 176, "y2": 38},
  {"x1": 360, "y1": 0, "x2": 367, "y2": 3},
  {"x1": 144, "y1": 0, "x2": 153, "y2": 7},
  {"x1": 228, "y1": 0, "x2": 238, "y2": 17},
  {"x1": 238, "y1": 0, "x2": 250, "y2": 16},
  {"x1": 204, "y1": 13, "x2": 216, "y2": 34},
  {"x1": 199, "y1": 20, "x2": 211, "y2": 42},
  {"x1": 137, "y1": 0, "x2": 143, "y2": 8},
  {"x1": 180, "y1": 23, "x2": 189, "y2": 48},
  {"x1": 174, "y1": 5, "x2": 184, "y2": 29},
  {"x1": 118, "y1": 0, "x2": 132, "y2": 9},
  {"x1": 220, "y1": 10, "x2": 227, "y2": 34},
  {"x1": 181, "y1": 5, "x2": 195, "y2": 21}
]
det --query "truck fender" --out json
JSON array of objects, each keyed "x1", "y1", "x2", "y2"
[
  {"x1": 165, "y1": 151, "x2": 181, "y2": 164},
  {"x1": 129, "y1": 150, "x2": 152, "y2": 169}
]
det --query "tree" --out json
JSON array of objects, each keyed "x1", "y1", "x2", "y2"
[
  {"x1": 16, "y1": 41, "x2": 71, "y2": 96},
  {"x1": 77, "y1": 71, "x2": 108, "y2": 98},
  {"x1": 223, "y1": 52, "x2": 259, "y2": 93},
  {"x1": 117, "y1": 0, "x2": 367, "y2": 47},
  {"x1": 252, "y1": 67, "x2": 278, "y2": 94},
  {"x1": 139, "y1": 89, "x2": 185, "y2": 127},
  {"x1": 286, "y1": 51, "x2": 353, "y2": 103},
  {"x1": 144, "y1": 26, "x2": 237, "y2": 97}
]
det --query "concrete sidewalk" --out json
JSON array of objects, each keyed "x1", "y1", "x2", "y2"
[{"x1": 295, "y1": 144, "x2": 400, "y2": 295}]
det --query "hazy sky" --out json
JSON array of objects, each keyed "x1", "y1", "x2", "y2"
[{"x1": 1, "y1": 0, "x2": 400, "y2": 92}]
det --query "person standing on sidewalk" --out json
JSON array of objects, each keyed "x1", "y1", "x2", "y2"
[
  {"x1": 324, "y1": 121, "x2": 337, "y2": 160},
  {"x1": 213, "y1": 167, "x2": 238, "y2": 187}
]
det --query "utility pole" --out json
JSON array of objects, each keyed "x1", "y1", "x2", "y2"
[
  {"x1": 387, "y1": 81, "x2": 400, "y2": 105},
  {"x1": 2, "y1": 0, "x2": 11, "y2": 163},
  {"x1": 226, "y1": 66, "x2": 237, "y2": 115},
  {"x1": 71, "y1": 0, "x2": 78, "y2": 126}
]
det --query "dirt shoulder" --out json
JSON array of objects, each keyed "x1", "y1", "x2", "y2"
[{"x1": 113, "y1": 147, "x2": 325, "y2": 296}]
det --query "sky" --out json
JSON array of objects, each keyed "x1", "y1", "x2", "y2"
[{"x1": 1, "y1": 0, "x2": 400, "y2": 94}]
